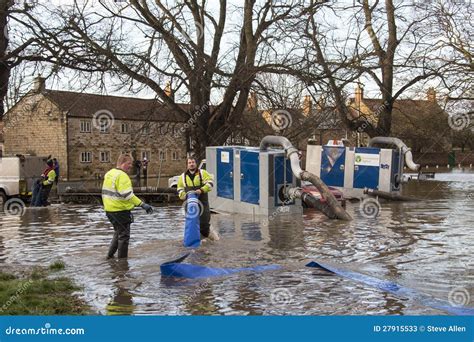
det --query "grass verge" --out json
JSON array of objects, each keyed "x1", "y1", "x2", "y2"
[{"x1": 0, "y1": 262, "x2": 90, "y2": 315}]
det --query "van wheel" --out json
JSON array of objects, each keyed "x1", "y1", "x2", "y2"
[{"x1": 0, "y1": 190, "x2": 7, "y2": 207}]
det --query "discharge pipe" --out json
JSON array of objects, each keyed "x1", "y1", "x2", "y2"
[
  {"x1": 368, "y1": 137, "x2": 420, "y2": 171},
  {"x1": 363, "y1": 188, "x2": 420, "y2": 202},
  {"x1": 287, "y1": 187, "x2": 338, "y2": 219},
  {"x1": 260, "y1": 136, "x2": 352, "y2": 221}
]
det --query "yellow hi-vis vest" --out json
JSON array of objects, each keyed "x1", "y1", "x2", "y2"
[
  {"x1": 177, "y1": 169, "x2": 214, "y2": 200},
  {"x1": 102, "y1": 168, "x2": 142, "y2": 212},
  {"x1": 42, "y1": 169, "x2": 56, "y2": 186}
]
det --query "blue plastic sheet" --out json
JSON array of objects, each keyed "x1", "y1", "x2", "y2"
[
  {"x1": 183, "y1": 192, "x2": 201, "y2": 248},
  {"x1": 160, "y1": 254, "x2": 281, "y2": 279},
  {"x1": 306, "y1": 261, "x2": 474, "y2": 316}
]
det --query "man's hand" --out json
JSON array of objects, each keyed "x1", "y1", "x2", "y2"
[
  {"x1": 141, "y1": 202, "x2": 153, "y2": 214},
  {"x1": 195, "y1": 189, "x2": 202, "y2": 195}
]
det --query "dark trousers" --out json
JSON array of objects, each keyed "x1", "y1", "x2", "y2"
[
  {"x1": 31, "y1": 182, "x2": 42, "y2": 207},
  {"x1": 31, "y1": 183, "x2": 52, "y2": 207},
  {"x1": 106, "y1": 211, "x2": 133, "y2": 258},
  {"x1": 199, "y1": 197, "x2": 211, "y2": 238},
  {"x1": 39, "y1": 184, "x2": 52, "y2": 206}
]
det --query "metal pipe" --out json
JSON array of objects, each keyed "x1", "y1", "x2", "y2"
[
  {"x1": 363, "y1": 188, "x2": 420, "y2": 201},
  {"x1": 260, "y1": 136, "x2": 352, "y2": 220},
  {"x1": 287, "y1": 187, "x2": 338, "y2": 219},
  {"x1": 368, "y1": 137, "x2": 420, "y2": 171}
]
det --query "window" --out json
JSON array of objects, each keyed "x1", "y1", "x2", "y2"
[
  {"x1": 100, "y1": 151, "x2": 110, "y2": 163},
  {"x1": 159, "y1": 150, "x2": 166, "y2": 161},
  {"x1": 141, "y1": 151, "x2": 150, "y2": 160},
  {"x1": 99, "y1": 119, "x2": 109, "y2": 133},
  {"x1": 141, "y1": 125, "x2": 150, "y2": 135},
  {"x1": 80, "y1": 152, "x2": 92, "y2": 163},
  {"x1": 121, "y1": 123, "x2": 129, "y2": 133},
  {"x1": 80, "y1": 120, "x2": 91, "y2": 133},
  {"x1": 172, "y1": 151, "x2": 179, "y2": 160}
]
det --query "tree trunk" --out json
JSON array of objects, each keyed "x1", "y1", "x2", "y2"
[{"x1": 0, "y1": 0, "x2": 11, "y2": 117}]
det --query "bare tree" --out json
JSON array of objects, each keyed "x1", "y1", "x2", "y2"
[
  {"x1": 422, "y1": 0, "x2": 472, "y2": 102},
  {"x1": 12, "y1": 0, "x2": 321, "y2": 158},
  {"x1": 1, "y1": 0, "x2": 14, "y2": 117},
  {"x1": 287, "y1": 0, "x2": 450, "y2": 137}
]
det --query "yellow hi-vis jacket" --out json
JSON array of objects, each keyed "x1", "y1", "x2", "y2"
[
  {"x1": 42, "y1": 169, "x2": 56, "y2": 186},
  {"x1": 177, "y1": 169, "x2": 214, "y2": 200},
  {"x1": 102, "y1": 168, "x2": 142, "y2": 212}
]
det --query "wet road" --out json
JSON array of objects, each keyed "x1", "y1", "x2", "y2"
[{"x1": 0, "y1": 169, "x2": 473, "y2": 315}]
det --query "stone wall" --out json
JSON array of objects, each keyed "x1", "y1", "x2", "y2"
[
  {"x1": 3, "y1": 93, "x2": 68, "y2": 176},
  {"x1": 67, "y1": 117, "x2": 187, "y2": 180}
]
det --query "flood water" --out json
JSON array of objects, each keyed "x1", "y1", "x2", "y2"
[{"x1": 1, "y1": 169, "x2": 473, "y2": 315}]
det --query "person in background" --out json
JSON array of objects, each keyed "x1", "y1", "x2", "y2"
[
  {"x1": 142, "y1": 157, "x2": 149, "y2": 187},
  {"x1": 177, "y1": 157, "x2": 219, "y2": 240},
  {"x1": 33, "y1": 159, "x2": 57, "y2": 206},
  {"x1": 134, "y1": 159, "x2": 142, "y2": 187},
  {"x1": 102, "y1": 154, "x2": 153, "y2": 259},
  {"x1": 53, "y1": 158, "x2": 60, "y2": 184}
]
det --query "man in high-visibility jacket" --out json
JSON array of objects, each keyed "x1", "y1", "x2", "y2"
[
  {"x1": 32, "y1": 159, "x2": 57, "y2": 207},
  {"x1": 102, "y1": 154, "x2": 153, "y2": 259},
  {"x1": 177, "y1": 157, "x2": 214, "y2": 238}
]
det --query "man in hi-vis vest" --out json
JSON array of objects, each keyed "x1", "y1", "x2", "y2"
[
  {"x1": 177, "y1": 157, "x2": 215, "y2": 239},
  {"x1": 102, "y1": 154, "x2": 153, "y2": 258}
]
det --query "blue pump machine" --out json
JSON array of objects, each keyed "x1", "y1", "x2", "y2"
[
  {"x1": 305, "y1": 139, "x2": 412, "y2": 198},
  {"x1": 206, "y1": 146, "x2": 302, "y2": 216}
]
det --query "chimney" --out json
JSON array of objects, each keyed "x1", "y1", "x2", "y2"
[
  {"x1": 427, "y1": 87, "x2": 436, "y2": 102},
  {"x1": 302, "y1": 95, "x2": 312, "y2": 116},
  {"x1": 355, "y1": 84, "x2": 364, "y2": 103},
  {"x1": 247, "y1": 92, "x2": 258, "y2": 110},
  {"x1": 164, "y1": 81, "x2": 174, "y2": 100},
  {"x1": 33, "y1": 76, "x2": 46, "y2": 93}
]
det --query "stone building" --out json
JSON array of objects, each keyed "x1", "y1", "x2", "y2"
[
  {"x1": 2, "y1": 78, "x2": 190, "y2": 182},
  {"x1": 347, "y1": 85, "x2": 452, "y2": 152},
  {"x1": 0, "y1": 120, "x2": 4, "y2": 157},
  {"x1": 232, "y1": 86, "x2": 451, "y2": 154}
]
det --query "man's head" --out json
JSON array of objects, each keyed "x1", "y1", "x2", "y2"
[
  {"x1": 46, "y1": 159, "x2": 54, "y2": 167},
  {"x1": 187, "y1": 157, "x2": 198, "y2": 172},
  {"x1": 117, "y1": 154, "x2": 134, "y2": 172}
]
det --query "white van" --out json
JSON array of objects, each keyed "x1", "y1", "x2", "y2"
[{"x1": 0, "y1": 156, "x2": 46, "y2": 204}]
